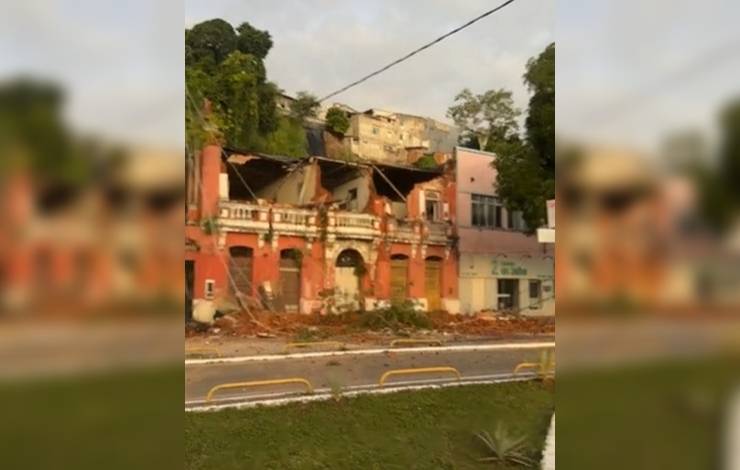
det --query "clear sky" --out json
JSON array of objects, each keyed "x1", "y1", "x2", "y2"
[
  {"x1": 185, "y1": 0, "x2": 554, "y2": 126},
  {"x1": 1, "y1": 0, "x2": 184, "y2": 149},
  {"x1": 556, "y1": 0, "x2": 740, "y2": 155}
]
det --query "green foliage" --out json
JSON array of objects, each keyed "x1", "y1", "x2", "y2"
[
  {"x1": 361, "y1": 301, "x2": 431, "y2": 331},
  {"x1": 523, "y1": 42, "x2": 555, "y2": 174},
  {"x1": 200, "y1": 217, "x2": 219, "y2": 235},
  {"x1": 235, "y1": 22, "x2": 273, "y2": 60},
  {"x1": 446, "y1": 88, "x2": 521, "y2": 150},
  {"x1": 185, "y1": 18, "x2": 305, "y2": 157},
  {"x1": 485, "y1": 43, "x2": 555, "y2": 233},
  {"x1": 289, "y1": 91, "x2": 320, "y2": 122},
  {"x1": 186, "y1": 19, "x2": 272, "y2": 70},
  {"x1": 325, "y1": 106, "x2": 350, "y2": 134},
  {"x1": 256, "y1": 117, "x2": 307, "y2": 158},
  {"x1": 474, "y1": 423, "x2": 537, "y2": 467},
  {"x1": 493, "y1": 146, "x2": 551, "y2": 232},
  {"x1": 186, "y1": 19, "x2": 238, "y2": 69},
  {"x1": 678, "y1": 98, "x2": 740, "y2": 233},
  {"x1": 414, "y1": 154, "x2": 439, "y2": 169},
  {"x1": 0, "y1": 78, "x2": 92, "y2": 185},
  {"x1": 186, "y1": 382, "x2": 553, "y2": 469}
]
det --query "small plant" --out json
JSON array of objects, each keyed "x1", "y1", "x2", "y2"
[
  {"x1": 325, "y1": 106, "x2": 350, "y2": 134},
  {"x1": 414, "y1": 153, "x2": 439, "y2": 169},
  {"x1": 200, "y1": 217, "x2": 219, "y2": 235},
  {"x1": 474, "y1": 423, "x2": 536, "y2": 467},
  {"x1": 361, "y1": 300, "x2": 431, "y2": 331}
]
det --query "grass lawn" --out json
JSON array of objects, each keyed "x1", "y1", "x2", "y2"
[
  {"x1": 0, "y1": 365, "x2": 183, "y2": 470},
  {"x1": 185, "y1": 382, "x2": 554, "y2": 470},
  {"x1": 558, "y1": 353, "x2": 739, "y2": 470}
]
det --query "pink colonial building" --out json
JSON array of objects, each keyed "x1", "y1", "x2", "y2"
[{"x1": 454, "y1": 147, "x2": 554, "y2": 315}]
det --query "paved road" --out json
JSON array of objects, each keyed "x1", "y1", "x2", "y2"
[{"x1": 185, "y1": 341, "x2": 554, "y2": 404}]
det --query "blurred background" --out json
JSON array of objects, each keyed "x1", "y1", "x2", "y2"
[
  {"x1": 556, "y1": 1, "x2": 740, "y2": 469},
  {"x1": 0, "y1": 2, "x2": 183, "y2": 469},
  {"x1": 2, "y1": 0, "x2": 740, "y2": 468}
]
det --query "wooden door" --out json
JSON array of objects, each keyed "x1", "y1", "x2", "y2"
[
  {"x1": 185, "y1": 260, "x2": 194, "y2": 321},
  {"x1": 424, "y1": 258, "x2": 442, "y2": 311},
  {"x1": 279, "y1": 254, "x2": 300, "y2": 312},
  {"x1": 229, "y1": 247, "x2": 253, "y2": 296},
  {"x1": 390, "y1": 256, "x2": 408, "y2": 303}
]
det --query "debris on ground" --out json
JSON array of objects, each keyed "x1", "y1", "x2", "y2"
[{"x1": 186, "y1": 306, "x2": 554, "y2": 341}]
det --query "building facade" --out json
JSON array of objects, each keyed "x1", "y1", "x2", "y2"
[
  {"x1": 455, "y1": 147, "x2": 554, "y2": 315},
  {"x1": 185, "y1": 145, "x2": 459, "y2": 316},
  {"x1": 323, "y1": 108, "x2": 458, "y2": 165}
]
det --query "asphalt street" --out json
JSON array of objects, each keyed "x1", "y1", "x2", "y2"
[{"x1": 185, "y1": 341, "x2": 554, "y2": 404}]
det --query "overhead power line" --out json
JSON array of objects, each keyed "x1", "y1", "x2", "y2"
[{"x1": 317, "y1": 0, "x2": 520, "y2": 102}]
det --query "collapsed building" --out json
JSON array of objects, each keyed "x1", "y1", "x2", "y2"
[{"x1": 185, "y1": 145, "x2": 459, "y2": 316}]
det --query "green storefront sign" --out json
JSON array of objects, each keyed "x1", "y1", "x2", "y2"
[{"x1": 491, "y1": 259, "x2": 527, "y2": 276}]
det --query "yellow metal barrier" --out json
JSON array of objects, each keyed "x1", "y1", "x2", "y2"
[
  {"x1": 389, "y1": 338, "x2": 443, "y2": 348},
  {"x1": 513, "y1": 361, "x2": 556, "y2": 376},
  {"x1": 513, "y1": 362, "x2": 539, "y2": 374},
  {"x1": 206, "y1": 378, "x2": 314, "y2": 401},
  {"x1": 185, "y1": 347, "x2": 221, "y2": 358},
  {"x1": 284, "y1": 341, "x2": 345, "y2": 353},
  {"x1": 378, "y1": 366, "x2": 461, "y2": 386}
]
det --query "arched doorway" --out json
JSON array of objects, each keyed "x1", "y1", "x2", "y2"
[
  {"x1": 279, "y1": 249, "x2": 301, "y2": 313},
  {"x1": 335, "y1": 249, "x2": 363, "y2": 310},
  {"x1": 390, "y1": 254, "x2": 409, "y2": 303},
  {"x1": 228, "y1": 246, "x2": 253, "y2": 296},
  {"x1": 425, "y1": 256, "x2": 443, "y2": 311}
]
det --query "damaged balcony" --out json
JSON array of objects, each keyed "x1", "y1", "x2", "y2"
[
  {"x1": 315, "y1": 157, "x2": 381, "y2": 240},
  {"x1": 217, "y1": 201, "x2": 270, "y2": 234},
  {"x1": 424, "y1": 221, "x2": 451, "y2": 245},
  {"x1": 328, "y1": 211, "x2": 381, "y2": 240},
  {"x1": 215, "y1": 151, "x2": 453, "y2": 247},
  {"x1": 271, "y1": 206, "x2": 319, "y2": 238},
  {"x1": 218, "y1": 151, "x2": 319, "y2": 238}
]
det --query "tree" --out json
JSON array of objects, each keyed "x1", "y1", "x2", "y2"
[
  {"x1": 486, "y1": 44, "x2": 555, "y2": 232},
  {"x1": 447, "y1": 43, "x2": 555, "y2": 232},
  {"x1": 236, "y1": 22, "x2": 273, "y2": 60},
  {"x1": 289, "y1": 91, "x2": 320, "y2": 122},
  {"x1": 185, "y1": 19, "x2": 238, "y2": 69},
  {"x1": 689, "y1": 98, "x2": 740, "y2": 233},
  {"x1": 185, "y1": 18, "x2": 306, "y2": 157},
  {"x1": 325, "y1": 106, "x2": 350, "y2": 134},
  {"x1": 0, "y1": 78, "x2": 90, "y2": 185},
  {"x1": 446, "y1": 88, "x2": 521, "y2": 150},
  {"x1": 257, "y1": 117, "x2": 308, "y2": 157},
  {"x1": 718, "y1": 98, "x2": 740, "y2": 206},
  {"x1": 523, "y1": 43, "x2": 555, "y2": 174}
]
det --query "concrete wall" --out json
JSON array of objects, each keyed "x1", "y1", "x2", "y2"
[
  {"x1": 332, "y1": 173, "x2": 371, "y2": 211},
  {"x1": 455, "y1": 147, "x2": 543, "y2": 255},
  {"x1": 455, "y1": 147, "x2": 553, "y2": 315},
  {"x1": 259, "y1": 164, "x2": 318, "y2": 205},
  {"x1": 459, "y1": 253, "x2": 554, "y2": 316},
  {"x1": 347, "y1": 111, "x2": 458, "y2": 164}
]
